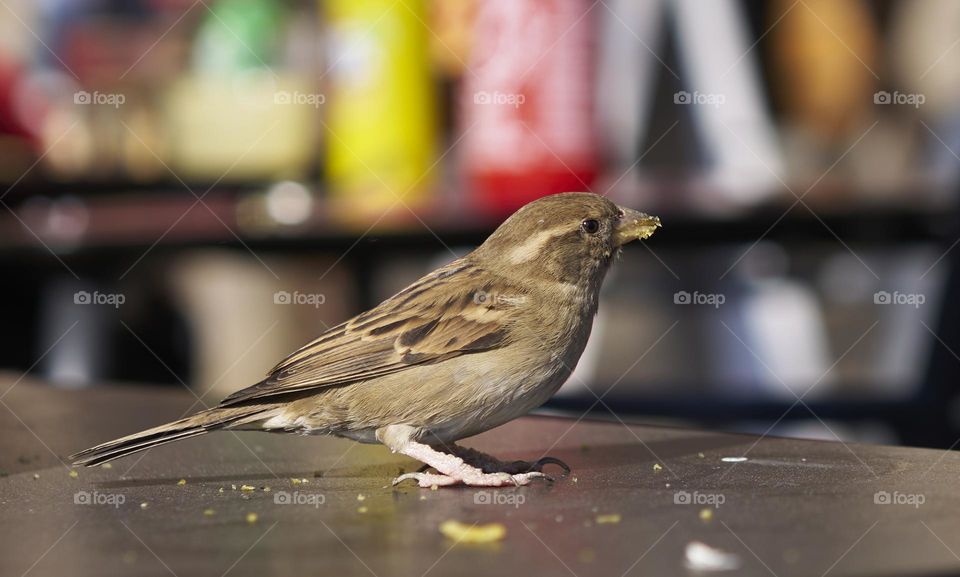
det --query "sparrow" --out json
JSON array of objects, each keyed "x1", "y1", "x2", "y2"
[{"x1": 71, "y1": 192, "x2": 661, "y2": 487}]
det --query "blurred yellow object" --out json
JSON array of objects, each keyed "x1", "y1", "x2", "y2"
[
  {"x1": 770, "y1": 0, "x2": 878, "y2": 142},
  {"x1": 324, "y1": 0, "x2": 437, "y2": 218},
  {"x1": 164, "y1": 72, "x2": 317, "y2": 181}
]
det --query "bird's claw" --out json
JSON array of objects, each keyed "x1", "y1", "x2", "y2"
[{"x1": 500, "y1": 457, "x2": 570, "y2": 475}]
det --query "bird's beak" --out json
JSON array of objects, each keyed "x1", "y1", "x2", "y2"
[{"x1": 614, "y1": 208, "x2": 661, "y2": 246}]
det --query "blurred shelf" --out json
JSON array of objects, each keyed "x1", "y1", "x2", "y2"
[
  {"x1": 547, "y1": 392, "x2": 952, "y2": 449},
  {"x1": 0, "y1": 185, "x2": 957, "y2": 258}
]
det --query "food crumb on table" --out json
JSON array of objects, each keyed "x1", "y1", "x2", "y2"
[
  {"x1": 684, "y1": 541, "x2": 741, "y2": 571},
  {"x1": 595, "y1": 513, "x2": 621, "y2": 524},
  {"x1": 439, "y1": 520, "x2": 506, "y2": 543}
]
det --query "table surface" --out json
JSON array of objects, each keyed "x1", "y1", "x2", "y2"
[{"x1": 2, "y1": 376, "x2": 960, "y2": 577}]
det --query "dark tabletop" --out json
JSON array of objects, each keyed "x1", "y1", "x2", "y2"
[{"x1": 2, "y1": 375, "x2": 960, "y2": 577}]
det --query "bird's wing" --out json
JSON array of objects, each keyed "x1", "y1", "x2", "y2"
[{"x1": 219, "y1": 259, "x2": 523, "y2": 406}]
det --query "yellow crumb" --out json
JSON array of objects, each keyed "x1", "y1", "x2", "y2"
[
  {"x1": 101, "y1": 463, "x2": 112, "y2": 470},
  {"x1": 203, "y1": 508, "x2": 215, "y2": 516},
  {"x1": 263, "y1": 487, "x2": 271, "y2": 492},
  {"x1": 69, "y1": 470, "x2": 79, "y2": 479},
  {"x1": 291, "y1": 478, "x2": 302, "y2": 485},
  {"x1": 699, "y1": 508, "x2": 713, "y2": 522},
  {"x1": 177, "y1": 479, "x2": 186, "y2": 486},
  {"x1": 32, "y1": 473, "x2": 40, "y2": 480},
  {"x1": 439, "y1": 520, "x2": 506, "y2": 543},
  {"x1": 430, "y1": 484, "x2": 438, "y2": 491},
  {"x1": 419, "y1": 495, "x2": 427, "y2": 501},
  {"x1": 357, "y1": 494, "x2": 366, "y2": 501},
  {"x1": 245, "y1": 512, "x2": 258, "y2": 524},
  {"x1": 240, "y1": 485, "x2": 255, "y2": 492},
  {"x1": 652, "y1": 464, "x2": 662, "y2": 472},
  {"x1": 358, "y1": 506, "x2": 368, "y2": 514},
  {"x1": 595, "y1": 514, "x2": 622, "y2": 524},
  {"x1": 140, "y1": 502, "x2": 148, "y2": 509},
  {"x1": 218, "y1": 487, "x2": 224, "y2": 494},
  {"x1": 698, "y1": 452, "x2": 705, "y2": 458}
]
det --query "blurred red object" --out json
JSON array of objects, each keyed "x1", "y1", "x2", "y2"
[
  {"x1": 460, "y1": 0, "x2": 598, "y2": 217},
  {"x1": 0, "y1": 55, "x2": 41, "y2": 143}
]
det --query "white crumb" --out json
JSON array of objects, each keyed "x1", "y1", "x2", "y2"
[{"x1": 684, "y1": 541, "x2": 741, "y2": 571}]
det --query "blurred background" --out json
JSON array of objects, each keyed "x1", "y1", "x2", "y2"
[{"x1": 1, "y1": 0, "x2": 959, "y2": 448}]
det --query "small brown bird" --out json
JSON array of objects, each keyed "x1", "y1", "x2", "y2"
[{"x1": 72, "y1": 193, "x2": 660, "y2": 487}]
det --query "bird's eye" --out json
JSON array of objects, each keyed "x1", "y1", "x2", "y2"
[{"x1": 581, "y1": 218, "x2": 600, "y2": 234}]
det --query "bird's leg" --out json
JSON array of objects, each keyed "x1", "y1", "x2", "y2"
[
  {"x1": 449, "y1": 444, "x2": 571, "y2": 475},
  {"x1": 380, "y1": 425, "x2": 550, "y2": 488}
]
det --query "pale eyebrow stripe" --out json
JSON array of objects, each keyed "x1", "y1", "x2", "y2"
[{"x1": 507, "y1": 225, "x2": 572, "y2": 264}]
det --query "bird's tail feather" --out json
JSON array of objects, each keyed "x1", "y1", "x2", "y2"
[{"x1": 70, "y1": 404, "x2": 277, "y2": 467}]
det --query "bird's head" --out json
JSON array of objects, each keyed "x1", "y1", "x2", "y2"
[{"x1": 473, "y1": 192, "x2": 661, "y2": 286}]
